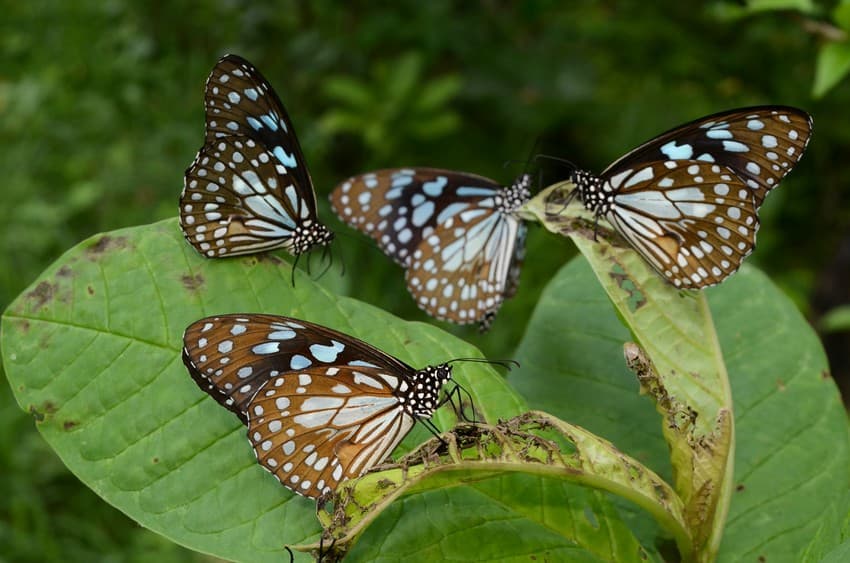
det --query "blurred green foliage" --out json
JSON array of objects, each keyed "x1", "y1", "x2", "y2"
[{"x1": 2, "y1": 1, "x2": 849, "y2": 560}]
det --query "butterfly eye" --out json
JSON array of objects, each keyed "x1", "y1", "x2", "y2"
[
  {"x1": 330, "y1": 168, "x2": 532, "y2": 329},
  {"x1": 182, "y1": 314, "x2": 454, "y2": 499},
  {"x1": 180, "y1": 54, "x2": 333, "y2": 259},
  {"x1": 568, "y1": 106, "x2": 812, "y2": 288}
]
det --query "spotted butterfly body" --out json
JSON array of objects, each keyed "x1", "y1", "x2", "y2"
[
  {"x1": 570, "y1": 106, "x2": 812, "y2": 288},
  {"x1": 180, "y1": 54, "x2": 333, "y2": 258},
  {"x1": 182, "y1": 314, "x2": 452, "y2": 498},
  {"x1": 331, "y1": 168, "x2": 531, "y2": 329}
]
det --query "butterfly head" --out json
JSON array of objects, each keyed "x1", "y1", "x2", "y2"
[
  {"x1": 289, "y1": 220, "x2": 334, "y2": 255},
  {"x1": 571, "y1": 169, "x2": 608, "y2": 214},
  {"x1": 402, "y1": 364, "x2": 453, "y2": 418}
]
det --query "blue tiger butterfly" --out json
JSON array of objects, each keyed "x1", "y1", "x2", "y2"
[
  {"x1": 182, "y1": 314, "x2": 454, "y2": 498},
  {"x1": 331, "y1": 168, "x2": 531, "y2": 330},
  {"x1": 565, "y1": 106, "x2": 812, "y2": 288},
  {"x1": 180, "y1": 54, "x2": 333, "y2": 258}
]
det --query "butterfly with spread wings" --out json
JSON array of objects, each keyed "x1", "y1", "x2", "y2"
[
  {"x1": 182, "y1": 314, "x2": 454, "y2": 498},
  {"x1": 565, "y1": 106, "x2": 812, "y2": 288},
  {"x1": 180, "y1": 54, "x2": 333, "y2": 258},
  {"x1": 331, "y1": 168, "x2": 531, "y2": 330}
]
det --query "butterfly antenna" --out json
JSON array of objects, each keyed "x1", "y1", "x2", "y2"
[
  {"x1": 501, "y1": 158, "x2": 527, "y2": 169},
  {"x1": 284, "y1": 546, "x2": 294, "y2": 563},
  {"x1": 522, "y1": 135, "x2": 544, "y2": 178},
  {"x1": 534, "y1": 153, "x2": 580, "y2": 176},
  {"x1": 501, "y1": 136, "x2": 542, "y2": 184},
  {"x1": 446, "y1": 357, "x2": 520, "y2": 372}
]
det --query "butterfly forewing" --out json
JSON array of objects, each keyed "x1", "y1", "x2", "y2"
[
  {"x1": 603, "y1": 161, "x2": 756, "y2": 287},
  {"x1": 203, "y1": 55, "x2": 314, "y2": 204},
  {"x1": 332, "y1": 168, "x2": 507, "y2": 266},
  {"x1": 180, "y1": 54, "x2": 331, "y2": 258},
  {"x1": 603, "y1": 106, "x2": 812, "y2": 206},
  {"x1": 331, "y1": 168, "x2": 531, "y2": 327},
  {"x1": 182, "y1": 314, "x2": 413, "y2": 423},
  {"x1": 247, "y1": 365, "x2": 415, "y2": 498},
  {"x1": 407, "y1": 205, "x2": 525, "y2": 324}
]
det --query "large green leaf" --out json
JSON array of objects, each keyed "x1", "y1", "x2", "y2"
[
  {"x1": 2, "y1": 218, "x2": 676, "y2": 562},
  {"x1": 510, "y1": 257, "x2": 849, "y2": 562},
  {"x1": 0, "y1": 219, "x2": 528, "y2": 562}
]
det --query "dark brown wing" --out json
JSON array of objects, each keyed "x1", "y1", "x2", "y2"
[
  {"x1": 602, "y1": 106, "x2": 812, "y2": 207},
  {"x1": 182, "y1": 314, "x2": 414, "y2": 423}
]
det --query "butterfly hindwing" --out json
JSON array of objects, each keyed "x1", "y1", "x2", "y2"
[
  {"x1": 182, "y1": 137, "x2": 313, "y2": 257},
  {"x1": 602, "y1": 161, "x2": 755, "y2": 288},
  {"x1": 180, "y1": 55, "x2": 332, "y2": 258},
  {"x1": 247, "y1": 365, "x2": 415, "y2": 498},
  {"x1": 603, "y1": 106, "x2": 812, "y2": 206},
  {"x1": 331, "y1": 168, "x2": 531, "y2": 327},
  {"x1": 406, "y1": 200, "x2": 525, "y2": 324}
]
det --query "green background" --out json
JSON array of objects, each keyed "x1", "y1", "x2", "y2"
[{"x1": 2, "y1": 1, "x2": 849, "y2": 561}]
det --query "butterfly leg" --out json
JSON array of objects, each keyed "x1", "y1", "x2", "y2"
[
  {"x1": 290, "y1": 252, "x2": 301, "y2": 287},
  {"x1": 417, "y1": 416, "x2": 448, "y2": 448}
]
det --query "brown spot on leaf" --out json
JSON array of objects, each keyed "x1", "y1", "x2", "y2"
[
  {"x1": 63, "y1": 420, "x2": 78, "y2": 431},
  {"x1": 86, "y1": 235, "x2": 129, "y2": 258},
  {"x1": 87, "y1": 285, "x2": 95, "y2": 295},
  {"x1": 152, "y1": 457, "x2": 159, "y2": 464},
  {"x1": 25, "y1": 281, "x2": 57, "y2": 312},
  {"x1": 181, "y1": 273, "x2": 204, "y2": 291},
  {"x1": 822, "y1": 369, "x2": 831, "y2": 380},
  {"x1": 29, "y1": 406, "x2": 45, "y2": 422},
  {"x1": 736, "y1": 484, "x2": 745, "y2": 492},
  {"x1": 376, "y1": 478, "x2": 394, "y2": 490},
  {"x1": 18, "y1": 320, "x2": 30, "y2": 334},
  {"x1": 776, "y1": 379, "x2": 786, "y2": 391},
  {"x1": 30, "y1": 401, "x2": 56, "y2": 422},
  {"x1": 609, "y1": 264, "x2": 647, "y2": 311},
  {"x1": 758, "y1": 557, "x2": 766, "y2": 563},
  {"x1": 57, "y1": 265, "x2": 73, "y2": 277}
]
